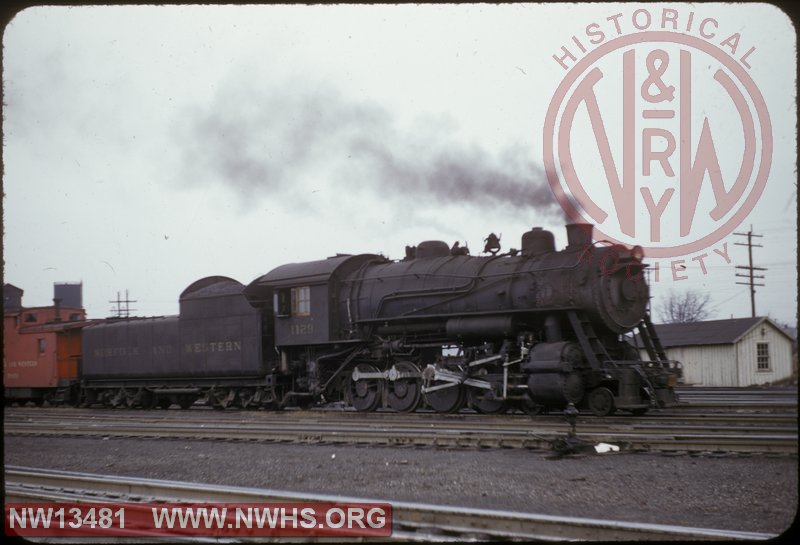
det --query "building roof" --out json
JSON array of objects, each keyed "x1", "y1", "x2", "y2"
[
  {"x1": 18, "y1": 319, "x2": 98, "y2": 334},
  {"x1": 641, "y1": 317, "x2": 796, "y2": 348}
]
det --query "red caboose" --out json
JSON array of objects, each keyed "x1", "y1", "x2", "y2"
[{"x1": 3, "y1": 283, "x2": 91, "y2": 405}]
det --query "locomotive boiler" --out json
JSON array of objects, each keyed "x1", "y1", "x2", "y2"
[{"x1": 244, "y1": 224, "x2": 681, "y2": 416}]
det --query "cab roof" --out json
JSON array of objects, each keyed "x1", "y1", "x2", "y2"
[{"x1": 243, "y1": 254, "x2": 386, "y2": 304}]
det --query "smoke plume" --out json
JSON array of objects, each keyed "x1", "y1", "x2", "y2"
[{"x1": 177, "y1": 77, "x2": 561, "y2": 217}]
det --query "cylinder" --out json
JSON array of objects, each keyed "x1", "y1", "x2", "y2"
[
  {"x1": 526, "y1": 372, "x2": 584, "y2": 406},
  {"x1": 523, "y1": 341, "x2": 584, "y2": 372}
]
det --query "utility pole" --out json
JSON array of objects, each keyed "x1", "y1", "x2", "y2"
[
  {"x1": 734, "y1": 226, "x2": 766, "y2": 317},
  {"x1": 109, "y1": 290, "x2": 137, "y2": 318}
]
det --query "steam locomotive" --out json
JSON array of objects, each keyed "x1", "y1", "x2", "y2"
[{"x1": 5, "y1": 224, "x2": 681, "y2": 416}]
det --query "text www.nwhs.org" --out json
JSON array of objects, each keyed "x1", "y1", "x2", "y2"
[{"x1": 5, "y1": 503, "x2": 392, "y2": 537}]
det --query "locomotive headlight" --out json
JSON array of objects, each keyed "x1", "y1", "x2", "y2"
[{"x1": 631, "y1": 245, "x2": 644, "y2": 261}]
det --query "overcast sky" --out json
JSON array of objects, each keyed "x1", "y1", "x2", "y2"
[{"x1": 3, "y1": 3, "x2": 797, "y2": 326}]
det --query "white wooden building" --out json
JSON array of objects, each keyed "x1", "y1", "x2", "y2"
[{"x1": 638, "y1": 317, "x2": 796, "y2": 386}]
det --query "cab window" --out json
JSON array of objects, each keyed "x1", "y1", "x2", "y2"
[
  {"x1": 273, "y1": 290, "x2": 290, "y2": 317},
  {"x1": 274, "y1": 286, "x2": 311, "y2": 317},
  {"x1": 291, "y1": 286, "x2": 311, "y2": 316}
]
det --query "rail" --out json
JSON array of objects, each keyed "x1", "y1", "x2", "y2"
[
  {"x1": 4, "y1": 466, "x2": 777, "y2": 541},
  {"x1": 4, "y1": 409, "x2": 797, "y2": 454}
]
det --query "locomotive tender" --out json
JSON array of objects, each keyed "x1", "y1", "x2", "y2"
[
  {"x1": 8, "y1": 224, "x2": 681, "y2": 416},
  {"x1": 80, "y1": 277, "x2": 267, "y2": 409}
]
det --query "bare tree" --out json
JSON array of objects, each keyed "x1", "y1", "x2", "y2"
[{"x1": 657, "y1": 290, "x2": 714, "y2": 324}]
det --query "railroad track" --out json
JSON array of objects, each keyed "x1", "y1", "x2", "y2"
[
  {"x1": 5, "y1": 406, "x2": 796, "y2": 433},
  {"x1": 676, "y1": 386, "x2": 797, "y2": 396},
  {"x1": 4, "y1": 405, "x2": 798, "y2": 427},
  {"x1": 5, "y1": 408, "x2": 796, "y2": 454},
  {"x1": 674, "y1": 387, "x2": 798, "y2": 410},
  {"x1": 4, "y1": 466, "x2": 777, "y2": 541}
]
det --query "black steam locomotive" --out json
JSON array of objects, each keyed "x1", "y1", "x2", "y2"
[{"x1": 80, "y1": 223, "x2": 681, "y2": 416}]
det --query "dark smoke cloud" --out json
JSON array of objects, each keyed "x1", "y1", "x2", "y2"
[{"x1": 176, "y1": 78, "x2": 561, "y2": 217}]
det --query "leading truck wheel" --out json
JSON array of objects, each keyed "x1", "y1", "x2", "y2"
[{"x1": 587, "y1": 387, "x2": 616, "y2": 417}]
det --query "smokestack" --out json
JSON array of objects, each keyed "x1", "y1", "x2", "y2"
[{"x1": 566, "y1": 223, "x2": 593, "y2": 250}]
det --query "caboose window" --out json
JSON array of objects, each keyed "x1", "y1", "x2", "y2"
[
  {"x1": 291, "y1": 286, "x2": 311, "y2": 316},
  {"x1": 38, "y1": 338, "x2": 46, "y2": 353},
  {"x1": 24, "y1": 313, "x2": 38, "y2": 323}
]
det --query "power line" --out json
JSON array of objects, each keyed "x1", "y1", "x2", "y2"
[
  {"x1": 707, "y1": 287, "x2": 750, "y2": 312},
  {"x1": 734, "y1": 226, "x2": 766, "y2": 318},
  {"x1": 109, "y1": 290, "x2": 137, "y2": 318}
]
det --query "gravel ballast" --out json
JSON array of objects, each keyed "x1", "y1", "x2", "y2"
[{"x1": 3, "y1": 435, "x2": 797, "y2": 536}]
